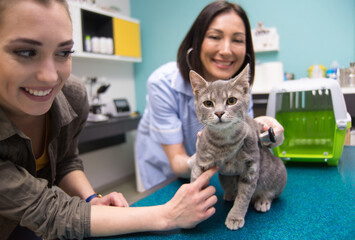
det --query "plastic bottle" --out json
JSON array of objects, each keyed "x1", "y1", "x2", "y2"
[
  {"x1": 99, "y1": 37, "x2": 107, "y2": 54},
  {"x1": 84, "y1": 35, "x2": 92, "y2": 52},
  {"x1": 326, "y1": 61, "x2": 340, "y2": 80},
  {"x1": 91, "y1": 36, "x2": 100, "y2": 53},
  {"x1": 310, "y1": 65, "x2": 325, "y2": 78},
  {"x1": 106, "y1": 38, "x2": 113, "y2": 55}
]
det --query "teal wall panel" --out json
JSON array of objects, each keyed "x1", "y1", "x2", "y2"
[{"x1": 131, "y1": 0, "x2": 354, "y2": 113}]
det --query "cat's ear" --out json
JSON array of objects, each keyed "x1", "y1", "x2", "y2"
[
  {"x1": 230, "y1": 64, "x2": 250, "y2": 94},
  {"x1": 190, "y1": 70, "x2": 208, "y2": 96}
]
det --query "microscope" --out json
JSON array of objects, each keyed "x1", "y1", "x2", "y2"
[{"x1": 85, "y1": 77, "x2": 111, "y2": 122}]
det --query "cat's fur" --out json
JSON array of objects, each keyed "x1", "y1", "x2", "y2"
[{"x1": 189, "y1": 64, "x2": 287, "y2": 230}]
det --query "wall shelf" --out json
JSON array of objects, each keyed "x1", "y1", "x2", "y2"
[
  {"x1": 341, "y1": 87, "x2": 355, "y2": 94},
  {"x1": 68, "y1": 2, "x2": 142, "y2": 63},
  {"x1": 72, "y1": 52, "x2": 141, "y2": 62}
]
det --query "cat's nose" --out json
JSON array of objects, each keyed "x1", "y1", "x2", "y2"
[{"x1": 215, "y1": 111, "x2": 225, "y2": 119}]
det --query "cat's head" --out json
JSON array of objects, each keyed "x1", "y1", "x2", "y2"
[{"x1": 190, "y1": 64, "x2": 250, "y2": 129}]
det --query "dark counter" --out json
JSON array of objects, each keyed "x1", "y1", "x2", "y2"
[{"x1": 78, "y1": 115, "x2": 141, "y2": 153}]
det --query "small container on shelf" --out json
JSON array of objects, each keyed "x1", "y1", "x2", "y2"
[{"x1": 84, "y1": 35, "x2": 92, "y2": 52}]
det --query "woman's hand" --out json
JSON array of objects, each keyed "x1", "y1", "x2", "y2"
[
  {"x1": 90, "y1": 168, "x2": 218, "y2": 236},
  {"x1": 163, "y1": 167, "x2": 218, "y2": 230},
  {"x1": 90, "y1": 192, "x2": 129, "y2": 207},
  {"x1": 161, "y1": 143, "x2": 191, "y2": 178},
  {"x1": 254, "y1": 116, "x2": 284, "y2": 148}
]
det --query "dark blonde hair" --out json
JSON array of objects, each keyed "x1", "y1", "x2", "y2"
[{"x1": 177, "y1": 1, "x2": 255, "y2": 85}]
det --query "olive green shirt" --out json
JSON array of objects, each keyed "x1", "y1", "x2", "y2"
[{"x1": 0, "y1": 75, "x2": 91, "y2": 239}]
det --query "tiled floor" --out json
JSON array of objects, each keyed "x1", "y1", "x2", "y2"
[{"x1": 99, "y1": 174, "x2": 148, "y2": 205}]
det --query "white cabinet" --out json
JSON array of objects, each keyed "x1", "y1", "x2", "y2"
[{"x1": 68, "y1": 2, "x2": 141, "y2": 62}]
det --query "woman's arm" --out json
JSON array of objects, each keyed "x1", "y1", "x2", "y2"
[
  {"x1": 58, "y1": 170, "x2": 129, "y2": 207},
  {"x1": 58, "y1": 170, "x2": 94, "y2": 200},
  {"x1": 90, "y1": 167, "x2": 218, "y2": 237},
  {"x1": 162, "y1": 143, "x2": 191, "y2": 178}
]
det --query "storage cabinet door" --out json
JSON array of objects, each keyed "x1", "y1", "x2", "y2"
[{"x1": 113, "y1": 18, "x2": 141, "y2": 58}]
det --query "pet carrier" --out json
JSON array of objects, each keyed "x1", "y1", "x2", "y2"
[{"x1": 266, "y1": 78, "x2": 351, "y2": 166}]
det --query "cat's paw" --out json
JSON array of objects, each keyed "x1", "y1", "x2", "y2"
[
  {"x1": 254, "y1": 199, "x2": 271, "y2": 212},
  {"x1": 225, "y1": 215, "x2": 245, "y2": 230}
]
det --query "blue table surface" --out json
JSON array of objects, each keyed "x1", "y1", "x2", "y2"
[{"x1": 94, "y1": 146, "x2": 355, "y2": 240}]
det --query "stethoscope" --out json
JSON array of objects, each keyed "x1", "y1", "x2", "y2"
[
  {"x1": 186, "y1": 48, "x2": 276, "y2": 145},
  {"x1": 259, "y1": 127, "x2": 276, "y2": 145},
  {"x1": 186, "y1": 48, "x2": 193, "y2": 70}
]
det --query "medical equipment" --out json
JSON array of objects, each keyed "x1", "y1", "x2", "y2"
[
  {"x1": 259, "y1": 127, "x2": 276, "y2": 145},
  {"x1": 85, "y1": 76, "x2": 111, "y2": 122}
]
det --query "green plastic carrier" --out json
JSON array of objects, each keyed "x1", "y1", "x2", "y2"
[{"x1": 266, "y1": 78, "x2": 351, "y2": 166}]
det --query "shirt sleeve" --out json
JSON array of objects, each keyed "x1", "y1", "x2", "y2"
[
  {"x1": 0, "y1": 160, "x2": 90, "y2": 239},
  {"x1": 248, "y1": 92, "x2": 255, "y2": 118},
  {"x1": 55, "y1": 76, "x2": 90, "y2": 185},
  {"x1": 147, "y1": 73, "x2": 184, "y2": 145}
]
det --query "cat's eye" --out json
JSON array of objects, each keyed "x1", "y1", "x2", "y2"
[
  {"x1": 203, "y1": 100, "x2": 214, "y2": 107},
  {"x1": 226, "y1": 97, "x2": 237, "y2": 105}
]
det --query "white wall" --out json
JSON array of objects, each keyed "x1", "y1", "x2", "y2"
[
  {"x1": 71, "y1": 0, "x2": 137, "y2": 191},
  {"x1": 95, "y1": 0, "x2": 130, "y2": 16},
  {"x1": 78, "y1": 131, "x2": 136, "y2": 191},
  {"x1": 71, "y1": 58, "x2": 136, "y2": 115}
]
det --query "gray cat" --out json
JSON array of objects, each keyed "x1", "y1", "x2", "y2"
[{"x1": 189, "y1": 64, "x2": 287, "y2": 230}]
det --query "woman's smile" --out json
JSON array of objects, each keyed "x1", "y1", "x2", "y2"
[
  {"x1": 23, "y1": 87, "x2": 53, "y2": 97},
  {"x1": 21, "y1": 86, "x2": 56, "y2": 102},
  {"x1": 213, "y1": 58, "x2": 235, "y2": 68}
]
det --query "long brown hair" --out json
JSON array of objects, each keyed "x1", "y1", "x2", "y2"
[{"x1": 177, "y1": 1, "x2": 255, "y2": 85}]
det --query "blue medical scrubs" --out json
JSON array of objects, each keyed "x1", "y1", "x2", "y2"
[{"x1": 135, "y1": 62, "x2": 254, "y2": 190}]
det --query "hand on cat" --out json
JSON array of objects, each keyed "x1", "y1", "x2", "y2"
[
  {"x1": 90, "y1": 192, "x2": 129, "y2": 207},
  {"x1": 163, "y1": 167, "x2": 218, "y2": 229},
  {"x1": 254, "y1": 116, "x2": 284, "y2": 148}
]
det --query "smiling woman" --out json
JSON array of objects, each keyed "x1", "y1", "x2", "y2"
[
  {"x1": 0, "y1": 1, "x2": 220, "y2": 239},
  {"x1": 134, "y1": 1, "x2": 284, "y2": 193},
  {"x1": 0, "y1": 0, "x2": 87, "y2": 239},
  {"x1": 200, "y1": 11, "x2": 247, "y2": 81}
]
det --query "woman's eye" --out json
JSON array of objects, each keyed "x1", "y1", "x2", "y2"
[
  {"x1": 207, "y1": 35, "x2": 220, "y2": 40},
  {"x1": 232, "y1": 36, "x2": 246, "y2": 43},
  {"x1": 233, "y1": 39, "x2": 245, "y2": 44},
  {"x1": 13, "y1": 50, "x2": 36, "y2": 58},
  {"x1": 203, "y1": 100, "x2": 214, "y2": 107},
  {"x1": 226, "y1": 97, "x2": 237, "y2": 105},
  {"x1": 57, "y1": 50, "x2": 75, "y2": 58},
  {"x1": 208, "y1": 36, "x2": 219, "y2": 40}
]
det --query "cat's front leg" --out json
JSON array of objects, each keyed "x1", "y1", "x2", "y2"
[
  {"x1": 225, "y1": 163, "x2": 258, "y2": 230},
  {"x1": 219, "y1": 174, "x2": 238, "y2": 201},
  {"x1": 190, "y1": 154, "x2": 203, "y2": 182},
  {"x1": 190, "y1": 153, "x2": 217, "y2": 182},
  {"x1": 225, "y1": 181, "x2": 256, "y2": 230}
]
